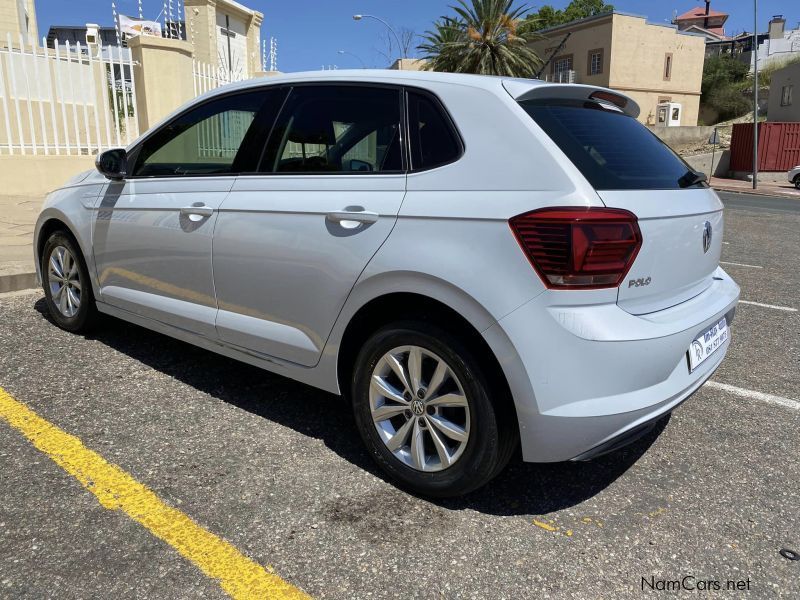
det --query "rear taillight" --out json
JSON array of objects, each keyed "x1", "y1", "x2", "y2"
[{"x1": 509, "y1": 207, "x2": 642, "y2": 289}]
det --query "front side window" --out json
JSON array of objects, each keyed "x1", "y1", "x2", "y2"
[
  {"x1": 520, "y1": 98, "x2": 699, "y2": 190},
  {"x1": 261, "y1": 85, "x2": 402, "y2": 174},
  {"x1": 131, "y1": 91, "x2": 278, "y2": 177},
  {"x1": 407, "y1": 90, "x2": 462, "y2": 171}
]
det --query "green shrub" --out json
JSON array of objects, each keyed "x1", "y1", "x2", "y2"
[
  {"x1": 701, "y1": 55, "x2": 751, "y2": 123},
  {"x1": 706, "y1": 85, "x2": 751, "y2": 122}
]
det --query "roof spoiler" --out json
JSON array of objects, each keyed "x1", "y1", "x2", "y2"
[{"x1": 502, "y1": 80, "x2": 640, "y2": 119}]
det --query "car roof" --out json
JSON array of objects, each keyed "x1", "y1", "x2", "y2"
[
  {"x1": 132, "y1": 70, "x2": 639, "y2": 149},
  {"x1": 196, "y1": 70, "x2": 638, "y2": 117},
  {"x1": 205, "y1": 69, "x2": 545, "y2": 97}
]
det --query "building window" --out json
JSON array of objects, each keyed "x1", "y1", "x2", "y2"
[
  {"x1": 553, "y1": 55, "x2": 573, "y2": 74},
  {"x1": 781, "y1": 85, "x2": 793, "y2": 106},
  {"x1": 663, "y1": 53, "x2": 673, "y2": 81},
  {"x1": 587, "y1": 49, "x2": 604, "y2": 76},
  {"x1": 552, "y1": 55, "x2": 573, "y2": 82}
]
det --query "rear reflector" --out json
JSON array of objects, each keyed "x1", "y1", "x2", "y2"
[{"x1": 510, "y1": 207, "x2": 642, "y2": 289}]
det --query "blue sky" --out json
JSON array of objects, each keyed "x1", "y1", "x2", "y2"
[{"x1": 36, "y1": 0, "x2": 797, "y2": 72}]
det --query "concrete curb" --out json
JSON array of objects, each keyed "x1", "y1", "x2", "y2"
[
  {"x1": 0, "y1": 272, "x2": 38, "y2": 294},
  {"x1": 712, "y1": 185, "x2": 800, "y2": 200}
]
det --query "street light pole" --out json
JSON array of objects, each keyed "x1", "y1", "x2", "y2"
[
  {"x1": 752, "y1": 0, "x2": 759, "y2": 189},
  {"x1": 353, "y1": 14, "x2": 404, "y2": 70},
  {"x1": 338, "y1": 50, "x2": 366, "y2": 68}
]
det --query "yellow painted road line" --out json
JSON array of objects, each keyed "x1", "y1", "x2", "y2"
[{"x1": 0, "y1": 387, "x2": 310, "y2": 600}]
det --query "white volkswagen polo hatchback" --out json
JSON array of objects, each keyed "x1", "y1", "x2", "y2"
[{"x1": 35, "y1": 71, "x2": 739, "y2": 497}]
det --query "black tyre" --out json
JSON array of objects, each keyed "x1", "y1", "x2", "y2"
[
  {"x1": 41, "y1": 230, "x2": 99, "y2": 333},
  {"x1": 351, "y1": 321, "x2": 517, "y2": 497},
  {"x1": 794, "y1": 175, "x2": 800, "y2": 190}
]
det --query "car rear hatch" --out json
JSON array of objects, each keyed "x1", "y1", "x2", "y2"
[{"x1": 508, "y1": 81, "x2": 723, "y2": 315}]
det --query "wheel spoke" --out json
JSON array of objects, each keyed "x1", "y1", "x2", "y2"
[
  {"x1": 371, "y1": 403, "x2": 408, "y2": 423},
  {"x1": 62, "y1": 251, "x2": 72, "y2": 277},
  {"x1": 52, "y1": 283, "x2": 64, "y2": 302},
  {"x1": 426, "y1": 392, "x2": 468, "y2": 408},
  {"x1": 67, "y1": 286, "x2": 80, "y2": 310},
  {"x1": 49, "y1": 254, "x2": 64, "y2": 278},
  {"x1": 426, "y1": 417, "x2": 452, "y2": 468},
  {"x1": 425, "y1": 359, "x2": 448, "y2": 399},
  {"x1": 428, "y1": 414, "x2": 468, "y2": 442},
  {"x1": 408, "y1": 347, "x2": 422, "y2": 393},
  {"x1": 386, "y1": 417, "x2": 414, "y2": 452},
  {"x1": 59, "y1": 285, "x2": 69, "y2": 314},
  {"x1": 410, "y1": 419, "x2": 426, "y2": 470},
  {"x1": 56, "y1": 247, "x2": 66, "y2": 274},
  {"x1": 384, "y1": 353, "x2": 412, "y2": 394},
  {"x1": 67, "y1": 260, "x2": 79, "y2": 280},
  {"x1": 371, "y1": 375, "x2": 408, "y2": 404}
]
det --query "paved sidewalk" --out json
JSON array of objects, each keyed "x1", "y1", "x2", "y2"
[
  {"x1": 710, "y1": 177, "x2": 800, "y2": 199},
  {"x1": 0, "y1": 195, "x2": 40, "y2": 292}
]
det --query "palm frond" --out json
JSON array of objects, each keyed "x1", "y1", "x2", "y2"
[{"x1": 417, "y1": 0, "x2": 543, "y2": 77}]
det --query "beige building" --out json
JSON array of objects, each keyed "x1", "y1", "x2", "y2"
[
  {"x1": 184, "y1": 0, "x2": 263, "y2": 78},
  {"x1": 0, "y1": 0, "x2": 38, "y2": 46},
  {"x1": 767, "y1": 61, "x2": 799, "y2": 122},
  {"x1": 529, "y1": 12, "x2": 706, "y2": 126},
  {"x1": 389, "y1": 58, "x2": 427, "y2": 71}
]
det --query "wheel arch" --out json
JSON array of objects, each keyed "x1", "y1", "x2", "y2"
[
  {"x1": 35, "y1": 209, "x2": 97, "y2": 296},
  {"x1": 333, "y1": 285, "x2": 518, "y2": 429}
]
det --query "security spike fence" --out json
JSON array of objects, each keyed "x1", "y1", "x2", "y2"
[{"x1": 0, "y1": 35, "x2": 140, "y2": 156}]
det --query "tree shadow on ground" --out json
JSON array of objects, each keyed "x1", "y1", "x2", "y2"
[{"x1": 35, "y1": 298, "x2": 668, "y2": 517}]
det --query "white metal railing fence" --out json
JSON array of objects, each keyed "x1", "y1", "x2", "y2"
[
  {"x1": 192, "y1": 60, "x2": 252, "y2": 159},
  {"x1": 543, "y1": 69, "x2": 576, "y2": 84},
  {"x1": 192, "y1": 59, "x2": 249, "y2": 97},
  {"x1": 0, "y1": 35, "x2": 139, "y2": 155}
]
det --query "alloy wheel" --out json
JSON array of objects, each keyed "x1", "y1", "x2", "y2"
[
  {"x1": 48, "y1": 245, "x2": 82, "y2": 318},
  {"x1": 369, "y1": 345, "x2": 470, "y2": 472}
]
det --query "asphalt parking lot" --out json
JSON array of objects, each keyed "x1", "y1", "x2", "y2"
[{"x1": 1, "y1": 191, "x2": 798, "y2": 599}]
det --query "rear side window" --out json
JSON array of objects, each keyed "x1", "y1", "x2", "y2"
[
  {"x1": 407, "y1": 91, "x2": 462, "y2": 171},
  {"x1": 519, "y1": 99, "x2": 699, "y2": 190},
  {"x1": 261, "y1": 85, "x2": 403, "y2": 174}
]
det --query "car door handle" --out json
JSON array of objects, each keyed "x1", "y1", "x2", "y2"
[
  {"x1": 326, "y1": 209, "x2": 379, "y2": 225},
  {"x1": 180, "y1": 205, "x2": 214, "y2": 217}
]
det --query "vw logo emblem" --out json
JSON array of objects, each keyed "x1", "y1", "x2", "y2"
[
  {"x1": 702, "y1": 221, "x2": 713, "y2": 254},
  {"x1": 411, "y1": 399, "x2": 425, "y2": 415}
]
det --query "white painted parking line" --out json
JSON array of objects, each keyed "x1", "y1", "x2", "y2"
[
  {"x1": 738, "y1": 300, "x2": 798, "y2": 312},
  {"x1": 707, "y1": 381, "x2": 800, "y2": 411},
  {"x1": 720, "y1": 261, "x2": 762, "y2": 269}
]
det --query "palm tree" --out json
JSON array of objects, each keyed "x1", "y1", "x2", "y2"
[{"x1": 418, "y1": 0, "x2": 542, "y2": 77}]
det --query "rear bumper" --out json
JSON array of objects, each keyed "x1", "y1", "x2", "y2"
[{"x1": 486, "y1": 267, "x2": 739, "y2": 462}]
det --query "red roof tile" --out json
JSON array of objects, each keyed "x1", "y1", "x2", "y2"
[{"x1": 675, "y1": 7, "x2": 728, "y2": 20}]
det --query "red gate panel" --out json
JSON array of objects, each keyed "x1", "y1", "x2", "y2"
[{"x1": 730, "y1": 122, "x2": 800, "y2": 172}]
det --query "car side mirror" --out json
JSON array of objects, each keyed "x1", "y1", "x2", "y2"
[
  {"x1": 349, "y1": 159, "x2": 373, "y2": 172},
  {"x1": 96, "y1": 148, "x2": 127, "y2": 180}
]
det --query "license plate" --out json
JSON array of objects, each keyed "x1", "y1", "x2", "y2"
[{"x1": 688, "y1": 317, "x2": 729, "y2": 372}]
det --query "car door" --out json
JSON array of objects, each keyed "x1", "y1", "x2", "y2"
[
  {"x1": 93, "y1": 89, "x2": 278, "y2": 338},
  {"x1": 212, "y1": 84, "x2": 407, "y2": 366}
]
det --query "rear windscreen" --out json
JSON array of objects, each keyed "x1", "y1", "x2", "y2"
[{"x1": 519, "y1": 99, "x2": 702, "y2": 190}]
